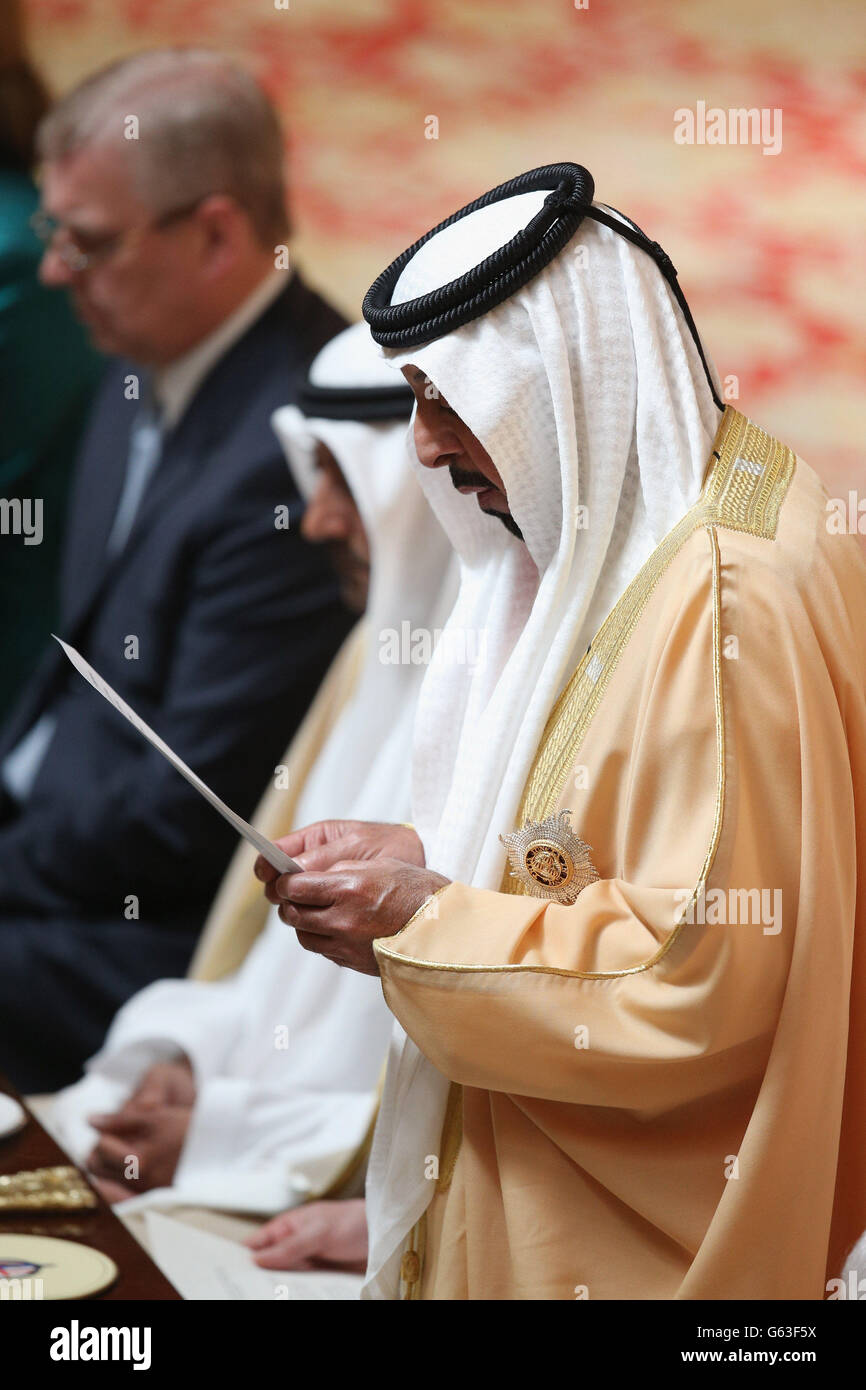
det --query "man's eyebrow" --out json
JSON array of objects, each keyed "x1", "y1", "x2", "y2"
[{"x1": 61, "y1": 218, "x2": 123, "y2": 241}]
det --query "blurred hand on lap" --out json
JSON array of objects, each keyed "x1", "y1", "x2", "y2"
[
  {"x1": 244, "y1": 1199, "x2": 368, "y2": 1273},
  {"x1": 85, "y1": 1057, "x2": 195, "y2": 1197}
]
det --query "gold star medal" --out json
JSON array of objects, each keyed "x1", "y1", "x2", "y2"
[{"x1": 499, "y1": 810, "x2": 599, "y2": 905}]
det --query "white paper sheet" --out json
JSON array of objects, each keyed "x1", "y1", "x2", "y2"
[
  {"x1": 144, "y1": 1212, "x2": 364, "y2": 1301},
  {"x1": 54, "y1": 636, "x2": 301, "y2": 876}
]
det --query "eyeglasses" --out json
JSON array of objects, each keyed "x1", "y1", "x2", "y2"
[{"x1": 29, "y1": 198, "x2": 206, "y2": 272}]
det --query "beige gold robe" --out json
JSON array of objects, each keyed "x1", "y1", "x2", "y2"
[{"x1": 374, "y1": 407, "x2": 866, "y2": 1300}]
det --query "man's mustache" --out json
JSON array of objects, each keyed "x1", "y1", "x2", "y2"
[
  {"x1": 448, "y1": 464, "x2": 492, "y2": 492},
  {"x1": 447, "y1": 463, "x2": 523, "y2": 541}
]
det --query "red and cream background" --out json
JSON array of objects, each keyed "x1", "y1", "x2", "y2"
[{"x1": 25, "y1": 0, "x2": 866, "y2": 528}]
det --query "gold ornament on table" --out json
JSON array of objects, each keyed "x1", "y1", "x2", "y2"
[
  {"x1": 500, "y1": 809, "x2": 599, "y2": 905},
  {"x1": 0, "y1": 1166, "x2": 97, "y2": 1211}
]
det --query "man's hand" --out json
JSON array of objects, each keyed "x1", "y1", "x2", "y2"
[
  {"x1": 82, "y1": 1058, "x2": 196, "y2": 1200},
  {"x1": 85, "y1": 1101, "x2": 192, "y2": 1195},
  {"x1": 244, "y1": 1199, "x2": 368, "y2": 1273},
  {"x1": 254, "y1": 820, "x2": 425, "y2": 907},
  {"x1": 127, "y1": 1057, "x2": 196, "y2": 1110},
  {"x1": 273, "y1": 857, "x2": 450, "y2": 976}
]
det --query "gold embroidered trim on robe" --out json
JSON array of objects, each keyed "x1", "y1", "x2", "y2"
[
  {"x1": 436, "y1": 1083, "x2": 464, "y2": 1193},
  {"x1": 400, "y1": 1083, "x2": 463, "y2": 1298},
  {"x1": 400, "y1": 1217, "x2": 426, "y2": 1300},
  {"x1": 507, "y1": 405, "x2": 795, "y2": 854}
]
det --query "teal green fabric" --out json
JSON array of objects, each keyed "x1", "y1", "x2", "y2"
[{"x1": 0, "y1": 172, "x2": 103, "y2": 724}]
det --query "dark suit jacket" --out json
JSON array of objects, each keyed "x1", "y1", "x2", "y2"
[{"x1": 0, "y1": 273, "x2": 351, "y2": 939}]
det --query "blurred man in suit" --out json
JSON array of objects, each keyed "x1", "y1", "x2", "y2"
[{"x1": 0, "y1": 49, "x2": 352, "y2": 1092}]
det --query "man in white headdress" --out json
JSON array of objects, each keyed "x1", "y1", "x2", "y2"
[
  {"x1": 45, "y1": 323, "x2": 457, "y2": 1272},
  {"x1": 260, "y1": 165, "x2": 866, "y2": 1300}
]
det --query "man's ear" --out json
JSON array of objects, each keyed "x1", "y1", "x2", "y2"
[{"x1": 194, "y1": 194, "x2": 248, "y2": 278}]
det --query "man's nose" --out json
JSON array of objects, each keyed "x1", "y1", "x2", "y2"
[
  {"x1": 38, "y1": 244, "x2": 75, "y2": 288},
  {"x1": 413, "y1": 412, "x2": 460, "y2": 470}
]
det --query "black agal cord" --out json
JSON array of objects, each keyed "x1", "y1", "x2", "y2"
[{"x1": 363, "y1": 162, "x2": 723, "y2": 411}]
